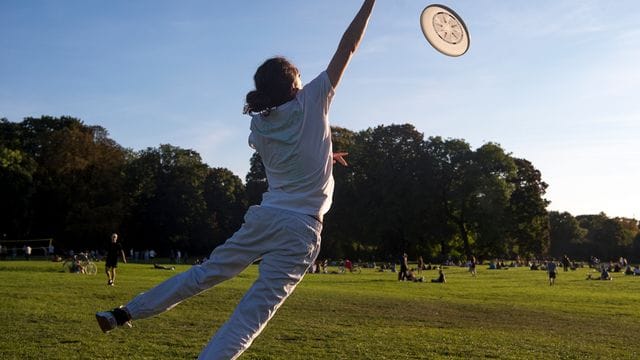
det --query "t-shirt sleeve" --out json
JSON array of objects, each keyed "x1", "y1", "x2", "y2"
[{"x1": 298, "y1": 71, "x2": 335, "y2": 117}]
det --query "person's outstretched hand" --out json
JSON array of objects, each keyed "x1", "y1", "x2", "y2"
[{"x1": 332, "y1": 152, "x2": 349, "y2": 166}]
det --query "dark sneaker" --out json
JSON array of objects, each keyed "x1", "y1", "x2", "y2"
[
  {"x1": 95, "y1": 311, "x2": 117, "y2": 333},
  {"x1": 96, "y1": 307, "x2": 132, "y2": 333}
]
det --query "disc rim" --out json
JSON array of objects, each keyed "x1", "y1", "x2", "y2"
[{"x1": 420, "y1": 4, "x2": 470, "y2": 57}]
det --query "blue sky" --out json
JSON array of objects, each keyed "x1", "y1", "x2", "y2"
[{"x1": 1, "y1": 0, "x2": 639, "y2": 219}]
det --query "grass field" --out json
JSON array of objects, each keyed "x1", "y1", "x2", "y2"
[{"x1": 0, "y1": 260, "x2": 639, "y2": 359}]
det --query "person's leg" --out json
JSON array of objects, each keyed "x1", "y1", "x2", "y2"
[
  {"x1": 198, "y1": 214, "x2": 321, "y2": 360},
  {"x1": 98, "y1": 208, "x2": 264, "y2": 334},
  {"x1": 111, "y1": 267, "x2": 117, "y2": 285},
  {"x1": 124, "y1": 206, "x2": 268, "y2": 321},
  {"x1": 105, "y1": 266, "x2": 112, "y2": 284}
]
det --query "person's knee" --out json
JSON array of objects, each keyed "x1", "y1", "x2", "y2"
[{"x1": 185, "y1": 264, "x2": 228, "y2": 291}]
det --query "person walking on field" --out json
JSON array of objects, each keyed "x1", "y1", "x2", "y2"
[
  {"x1": 105, "y1": 233, "x2": 126, "y2": 286},
  {"x1": 95, "y1": 1, "x2": 376, "y2": 359}
]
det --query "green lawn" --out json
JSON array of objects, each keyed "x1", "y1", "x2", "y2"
[{"x1": 1, "y1": 260, "x2": 639, "y2": 359}]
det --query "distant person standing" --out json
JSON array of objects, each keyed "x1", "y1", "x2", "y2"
[
  {"x1": 24, "y1": 245, "x2": 32, "y2": 260},
  {"x1": 547, "y1": 259, "x2": 558, "y2": 286},
  {"x1": 562, "y1": 255, "x2": 571, "y2": 272},
  {"x1": 469, "y1": 255, "x2": 477, "y2": 277},
  {"x1": 398, "y1": 253, "x2": 409, "y2": 281},
  {"x1": 105, "y1": 233, "x2": 126, "y2": 286}
]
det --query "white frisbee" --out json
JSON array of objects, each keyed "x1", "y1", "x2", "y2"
[{"x1": 420, "y1": 4, "x2": 470, "y2": 57}]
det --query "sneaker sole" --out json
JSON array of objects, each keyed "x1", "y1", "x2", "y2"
[{"x1": 95, "y1": 314, "x2": 115, "y2": 333}]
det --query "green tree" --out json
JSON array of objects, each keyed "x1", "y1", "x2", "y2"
[
  {"x1": 507, "y1": 158, "x2": 550, "y2": 257},
  {"x1": 245, "y1": 152, "x2": 267, "y2": 206},
  {"x1": 633, "y1": 230, "x2": 640, "y2": 262},
  {"x1": 322, "y1": 126, "x2": 358, "y2": 260},
  {"x1": 204, "y1": 167, "x2": 247, "y2": 248},
  {"x1": 616, "y1": 217, "x2": 639, "y2": 250},
  {"x1": 123, "y1": 145, "x2": 210, "y2": 255},
  {"x1": 6, "y1": 116, "x2": 127, "y2": 250},
  {"x1": 578, "y1": 213, "x2": 625, "y2": 260},
  {"x1": 548, "y1": 211, "x2": 588, "y2": 259},
  {"x1": 468, "y1": 143, "x2": 517, "y2": 258},
  {"x1": 346, "y1": 124, "x2": 426, "y2": 258},
  {"x1": 0, "y1": 145, "x2": 37, "y2": 237},
  {"x1": 425, "y1": 136, "x2": 476, "y2": 259}
]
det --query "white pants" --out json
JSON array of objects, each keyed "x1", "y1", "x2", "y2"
[{"x1": 125, "y1": 206, "x2": 322, "y2": 359}]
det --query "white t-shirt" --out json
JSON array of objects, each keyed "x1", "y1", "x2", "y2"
[{"x1": 248, "y1": 71, "x2": 335, "y2": 221}]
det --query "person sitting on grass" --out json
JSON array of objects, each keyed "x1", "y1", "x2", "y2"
[
  {"x1": 406, "y1": 268, "x2": 424, "y2": 282},
  {"x1": 586, "y1": 267, "x2": 613, "y2": 281},
  {"x1": 431, "y1": 269, "x2": 446, "y2": 283},
  {"x1": 72, "y1": 259, "x2": 85, "y2": 274},
  {"x1": 344, "y1": 258, "x2": 353, "y2": 273},
  {"x1": 624, "y1": 265, "x2": 634, "y2": 275}
]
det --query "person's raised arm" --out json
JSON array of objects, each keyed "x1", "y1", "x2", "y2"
[{"x1": 327, "y1": 0, "x2": 375, "y2": 88}]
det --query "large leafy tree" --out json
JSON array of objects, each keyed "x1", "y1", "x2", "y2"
[
  {"x1": 634, "y1": 227, "x2": 640, "y2": 261},
  {"x1": 2, "y1": 117, "x2": 127, "y2": 250},
  {"x1": 507, "y1": 158, "x2": 550, "y2": 257},
  {"x1": 60, "y1": 125, "x2": 127, "y2": 250},
  {"x1": 123, "y1": 145, "x2": 210, "y2": 255},
  {"x1": 467, "y1": 143, "x2": 517, "y2": 258},
  {"x1": 3, "y1": 115, "x2": 603, "y2": 262},
  {"x1": 1, "y1": 119, "x2": 36, "y2": 237},
  {"x1": 245, "y1": 152, "x2": 267, "y2": 206},
  {"x1": 347, "y1": 124, "x2": 426, "y2": 259},
  {"x1": 0, "y1": 144, "x2": 37, "y2": 237},
  {"x1": 425, "y1": 136, "x2": 476, "y2": 259},
  {"x1": 548, "y1": 211, "x2": 588, "y2": 258},
  {"x1": 617, "y1": 217, "x2": 639, "y2": 251},
  {"x1": 204, "y1": 167, "x2": 247, "y2": 248},
  {"x1": 322, "y1": 126, "x2": 358, "y2": 260},
  {"x1": 577, "y1": 213, "x2": 626, "y2": 260}
]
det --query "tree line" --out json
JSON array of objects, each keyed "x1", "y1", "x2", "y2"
[{"x1": 1, "y1": 116, "x2": 638, "y2": 262}]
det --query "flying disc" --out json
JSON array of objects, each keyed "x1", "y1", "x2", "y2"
[{"x1": 420, "y1": 4, "x2": 470, "y2": 57}]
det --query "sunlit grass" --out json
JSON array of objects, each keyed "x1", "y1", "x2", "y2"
[{"x1": 0, "y1": 261, "x2": 638, "y2": 359}]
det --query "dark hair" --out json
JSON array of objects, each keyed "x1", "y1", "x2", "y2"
[{"x1": 243, "y1": 57, "x2": 300, "y2": 116}]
